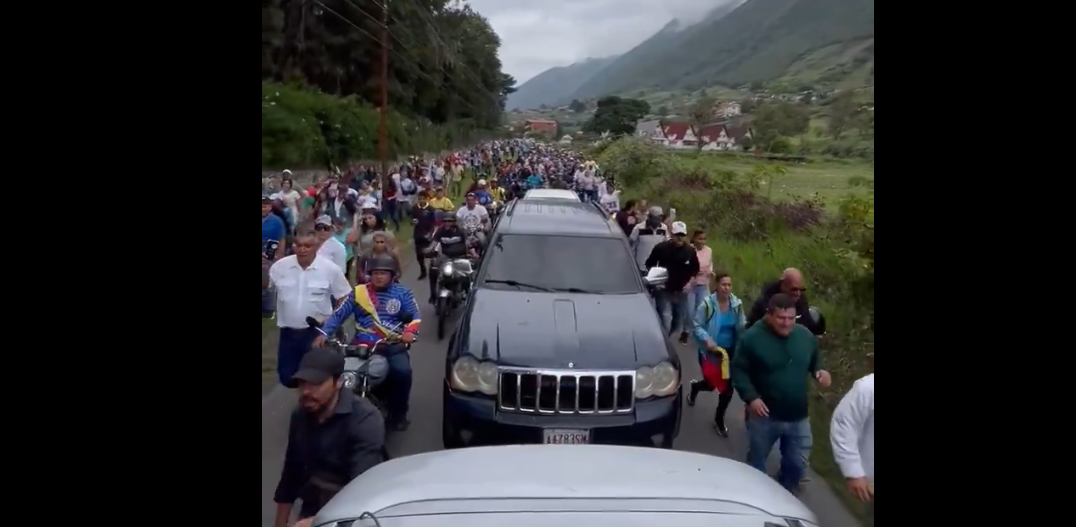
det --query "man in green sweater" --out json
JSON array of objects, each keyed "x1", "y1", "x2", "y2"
[{"x1": 732, "y1": 293, "x2": 831, "y2": 493}]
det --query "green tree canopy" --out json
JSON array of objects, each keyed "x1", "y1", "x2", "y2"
[
  {"x1": 262, "y1": 0, "x2": 515, "y2": 130},
  {"x1": 583, "y1": 96, "x2": 650, "y2": 136}
]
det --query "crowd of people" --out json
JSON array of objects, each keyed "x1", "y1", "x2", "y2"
[
  {"x1": 261, "y1": 138, "x2": 874, "y2": 527},
  {"x1": 628, "y1": 212, "x2": 874, "y2": 500}
]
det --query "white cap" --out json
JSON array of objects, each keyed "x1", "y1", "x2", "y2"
[
  {"x1": 478, "y1": 179, "x2": 487, "y2": 186},
  {"x1": 670, "y1": 221, "x2": 687, "y2": 235}
]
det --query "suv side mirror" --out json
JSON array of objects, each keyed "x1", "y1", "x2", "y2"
[{"x1": 644, "y1": 267, "x2": 668, "y2": 286}]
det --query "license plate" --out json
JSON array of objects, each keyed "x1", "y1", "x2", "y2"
[
  {"x1": 344, "y1": 357, "x2": 365, "y2": 371},
  {"x1": 543, "y1": 429, "x2": 590, "y2": 445}
]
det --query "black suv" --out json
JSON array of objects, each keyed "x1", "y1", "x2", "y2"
[{"x1": 442, "y1": 200, "x2": 682, "y2": 449}]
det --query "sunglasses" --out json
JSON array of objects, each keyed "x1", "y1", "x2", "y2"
[
  {"x1": 788, "y1": 287, "x2": 807, "y2": 293},
  {"x1": 314, "y1": 225, "x2": 332, "y2": 231}
]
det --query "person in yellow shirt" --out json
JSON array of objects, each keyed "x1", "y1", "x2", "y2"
[
  {"x1": 427, "y1": 187, "x2": 454, "y2": 211},
  {"x1": 488, "y1": 179, "x2": 506, "y2": 203}
]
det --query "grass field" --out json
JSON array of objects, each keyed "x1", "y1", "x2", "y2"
[{"x1": 672, "y1": 151, "x2": 874, "y2": 207}]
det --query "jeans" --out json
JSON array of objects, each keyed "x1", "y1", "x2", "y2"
[
  {"x1": 745, "y1": 415, "x2": 811, "y2": 492},
  {"x1": 384, "y1": 198, "x2": 400, "y2": 230},
  {"x1": 687, "y1": 283, "x2": 709, "y2": 318},
  {"x1": 379, "y1": 344, "x2": 413, "y2": 419},
  {"x1": 277, "y1": 327, "x2": 318, "y2": 387},
  {"x1": 655, "y1": 289, "x2": 691, "y2": 335}
]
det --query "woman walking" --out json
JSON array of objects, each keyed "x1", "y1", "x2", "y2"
[{"x1": 687, "y1": 272, "x2": 746, "y2": 437}]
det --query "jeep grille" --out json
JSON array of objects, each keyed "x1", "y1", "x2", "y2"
[{"x1": 498, "y1": 369, "x2": 635, "y2": 414}]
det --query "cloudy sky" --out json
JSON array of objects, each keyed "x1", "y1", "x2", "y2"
[{"x1": 468, "y1": 0, "x2": 734, "y2": 84}]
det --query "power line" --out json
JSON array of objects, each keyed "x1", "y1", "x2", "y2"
[
  {"x1": 342, "y1": 0, "x2": 504, "y2": 109},
  {"x1": 394, "y1": 0, "x2": 505, "y2": 106},
  {"x1": 310, "y1": 0, "x2": 497, "y2": 118}
]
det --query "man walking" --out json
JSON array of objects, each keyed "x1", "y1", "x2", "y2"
[
  {"x1": 831, "y1": 373, "x2": 875, "y2": 503},
  {"x1": 731, "y1": 293, "x2": 831, "y2": 493}
]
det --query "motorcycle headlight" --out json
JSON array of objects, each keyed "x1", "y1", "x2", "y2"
[
  {"x1": 341, "y1": 372, "x2": 357, "y2": 389},
  {"x1": 441, "y1": 262, "x2": 454, "y2": 276},
  {"x1": 635, "y1": 361, "x2": 679, "y2": 398},
  {"x1": 450, "y1": 356, "x2": 499, "y2": 395}
]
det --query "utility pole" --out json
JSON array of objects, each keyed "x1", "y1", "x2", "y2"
[{"x1": 377, "y1": 0, "x2": 390, "y2": 208}]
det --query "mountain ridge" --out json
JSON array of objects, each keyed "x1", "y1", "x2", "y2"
[
  {"x1": 509, "y1": 0, "x2": 873, "y2": 109},
  {"x1": 505, "y1": 55, "x2": 619, "y2": 110}
]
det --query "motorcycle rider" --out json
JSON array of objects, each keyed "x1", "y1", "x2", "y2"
[
  {"x1": 473, "y1": 179, "x2": 493, "y2": 206},
  {"x1": 316, "y1": 254, "x2": 421, "y2": 431},
  {"x1": 426, "y1": 211, "x2": 473, "y2": 303},
  {"x1": 488, "y1": 178, "x2": 505, "y2": 203},
  {"x1": 456, "y1": 193, "x2": 491, "y2": 237}
]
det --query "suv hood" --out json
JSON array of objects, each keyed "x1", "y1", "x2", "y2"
[{"x1": 461, "y1": 290, "x2": 674, "y2": 369}]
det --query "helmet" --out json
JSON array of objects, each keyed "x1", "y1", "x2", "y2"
[
  {"x1": 368, "y1": 254, "x2": 397, "y2": 275},
  {"x1": 282, "y1": 169, "x2": 293, "y2": 177},
  {"x1": 442, "y1": 211, "x2": 457, "y2": 222},
  {"x1": 807, "y1": 306, "x2": 826, "y2": 335},
  {"x1": 478, "y1": 179, "x2": 487, "y2": 186}
]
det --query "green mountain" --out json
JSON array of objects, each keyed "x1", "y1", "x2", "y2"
[
  {"x1": 570, "y1": 0, "x2": 874, "y2": 99},
  {"x1": 505, "y1": 56, "x2": 619, "y2": 110}
]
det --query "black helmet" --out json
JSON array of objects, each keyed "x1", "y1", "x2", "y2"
[
  {"x1": 807, "y1": 306, "x2": 826, "y2": 335},
  {"x1": 443, "y1": 211, "x2": 457, "y2": 222},
  {"x1": 368, "y1": 254, "x2": 397, "y2": 274}
]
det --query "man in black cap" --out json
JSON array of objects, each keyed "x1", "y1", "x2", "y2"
[{"x1": 273, "y1": 349, "x2": 386, "y2": 527}]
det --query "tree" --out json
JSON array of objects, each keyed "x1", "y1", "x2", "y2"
[
  {"x1": 582, "y1": 96, "x2": 650, "y2": 136},
  {"x1": 751, "y1": 101, "x2": 810, "y2": 152},
  {"x1": 687, "y1": 96, "x2": 716, "y2": 150},
  {"x1": 261, "y1": 0, "x2": 515, "y2": 130},
  {"x1": 827, "y1": 91, "x2": 857, "y2": 139},
  {"x1": 656, "y1": 105, "x2": 670, "y2": 116},
  {"x1": 568, "y1": 99, "x2": 586, "y2": 113}
]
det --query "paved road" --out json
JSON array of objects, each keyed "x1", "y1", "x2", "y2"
[{"x1": 261, "y1": 266, "x2": 862, "y2": 527}]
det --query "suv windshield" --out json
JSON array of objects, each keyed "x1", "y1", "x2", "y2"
[{"x1": 480, "y1": 235, "x2": 641, "y2": 294}]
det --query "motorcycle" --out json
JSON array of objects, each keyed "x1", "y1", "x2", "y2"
[
  {"x1": 305, "y1": 313, "x2": 414, "y2": 415},
  {"x1": 434, "y1": 257, "x2": 474, "y2": 340},
  {"x1": 488, "y1": 200, "x2": 503, "y2": 221}
]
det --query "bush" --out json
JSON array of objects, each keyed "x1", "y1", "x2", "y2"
[{"x1": 262, "y1": 81, "x2": 505, "y2": 169}]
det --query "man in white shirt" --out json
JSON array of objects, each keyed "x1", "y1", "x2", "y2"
[
  {"x1": 830, "y1": 373, "x2": 875, "y2": 502},
  {"x1": 268, "y1": 231, "x2": 352, "y2": 388},
  {"x1": 456, "y1": 193, "x2": 490, "y2": 234},
  {"x1": 314, "y1": 215, "x2": 348, "y2": 272}
]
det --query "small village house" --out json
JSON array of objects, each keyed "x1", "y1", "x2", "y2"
[{"x1": 524, "y1": 119, "x2": 557, "y2": 134}]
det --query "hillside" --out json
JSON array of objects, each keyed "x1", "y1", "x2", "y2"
[
  {"x1": 571, "y1": 0, "x2": 874, "y2": 99},
  {"x1": 505, "y1": 56, "x2": 619, "y2": 110}
]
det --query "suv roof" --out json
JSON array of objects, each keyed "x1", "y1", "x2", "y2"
[
  {"x1": 522, "y1": 188, "x2": 581, "y2": 202},
  {"x1": 497, "y1": 200, "x2": 619, "y2": 237}
]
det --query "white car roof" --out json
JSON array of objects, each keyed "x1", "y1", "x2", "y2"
[
  {"x1": 317, "y1": 445, "x2": 816, "y2": 523},
  {"x1": 522, "y1": 189, "x2": 581, "y2": 201}
]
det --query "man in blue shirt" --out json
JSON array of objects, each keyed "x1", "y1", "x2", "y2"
[
  {"x1": 263, "y1": 194, "x2": 287, "y2": 258},
  {"x1": 317, "y1": 254, "x2": 422, "y2": 430}
]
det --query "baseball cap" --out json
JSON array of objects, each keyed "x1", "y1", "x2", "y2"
[
  {"x1": 262, "y1": 192, "x2": 272, "y2": 202},
  {"x1": 288, "y1": 348, "x2": 345, "y2": 388},
  {"x1": 671, "y1": 221, "x2": 687, "y2": 235},
  {"x1": 315, "y1": 215, "x2": 333, "y2": 226},
  {"x1": 648, "y1": 205, "x2": 663, "y2": 217}
]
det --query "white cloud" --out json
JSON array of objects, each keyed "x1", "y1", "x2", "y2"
[{"x1": 467, "y1": 0, "x2": 733, "y2": 84}]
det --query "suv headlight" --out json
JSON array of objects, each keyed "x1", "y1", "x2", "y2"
[
  {"x1": 635, "y1": 361, "x2": 679, "y2": 398},
  {"x1": 450, "y1": 356, "x2": 498, "y2": 395}
]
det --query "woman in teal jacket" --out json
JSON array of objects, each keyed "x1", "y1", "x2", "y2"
[{"x1": 688, "y1": 272, "x2": 746, "y2": 437}]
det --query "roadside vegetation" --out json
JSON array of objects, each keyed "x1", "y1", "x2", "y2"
[
  {"x1": 596, "y1": 137, "x2": 874, "y2": 526},
  {"x1": 263, "y1": 81, "x2": 509, "y2": 170}
]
